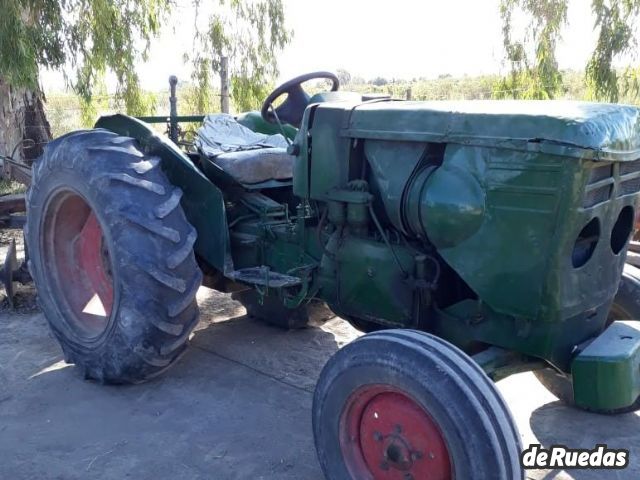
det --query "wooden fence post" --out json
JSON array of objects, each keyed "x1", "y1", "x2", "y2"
[{"x1": 220, "y1": 56, "x2": 230, "y2": 113}]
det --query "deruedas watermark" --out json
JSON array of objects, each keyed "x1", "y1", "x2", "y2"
[{"x1": 521, "y1": 444, "x2": 629, "y2": 469}]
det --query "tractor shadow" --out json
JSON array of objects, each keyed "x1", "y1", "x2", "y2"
[
  {"x1": 0, "y1": 288, "x2": 345, "y2": 479},
  {"x1": 187, "y1": 286, "x2": 360, "y2": 392},
  {"x1": 0, "y1": 312, "x2": 330, "y2": 480},
  {"x1": 529, "y1": 401, "x2": 640, "y2": 479}
]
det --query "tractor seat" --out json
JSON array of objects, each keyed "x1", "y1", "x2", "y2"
[
  {"x1": 196, "y1": 114, "x2": 294, "y2": 185},
  {"x1": 213, "y1": 148, "x2": 293, "y2": 184}
]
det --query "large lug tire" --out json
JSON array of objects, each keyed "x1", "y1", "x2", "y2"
[
  {"x1": 26, "y1": 129, "x2": 202, "y2": 384},
  {"x1": 232, "y1": 289, "x2": 334, "y2": 329},
  {"x1": 313, "y1": 329, "x2": 523, "y2": 480},
  {"x1": 534, "y1": 264, "x2": 640, "y2": 414}
]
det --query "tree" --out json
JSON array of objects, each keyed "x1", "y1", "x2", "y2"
[
  {"x1": 189, "y1": 0, "x2": 291, "y2": 113},
  {"x1": 0, "y1": 0, "x2": 290, "y2": 166},
  {"x1": 370, "y1": 77, "x2": 388, "y2": 87},
  {"x1": 1, "y1": 0, "x2": 169, "y2": 165},
  {"x1": 336, "y1": 69, "x2": 352, "y2": 86},
  {"x1": 497, "y1": 0, "x2": 640, "y2": 102}
]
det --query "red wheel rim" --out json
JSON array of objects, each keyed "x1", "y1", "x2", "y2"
[
  {"x1": 340, "y1": 384, "x2": 452, "y2": 480},
  {"x1": 43, "y1": 190, "x2": 114, "y2": 339}
]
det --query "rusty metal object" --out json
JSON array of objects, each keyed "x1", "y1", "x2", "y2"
[
  {"x1": 0, "y1": 140, "x2": 34, "y2": 307},
  {"x1": 0, "y1": 214, "x2": 26, "y2": 229},
  {"x1": 1, "y1": 239, "x2": 31, "y2": 308},
  {"x1": 1, "y1": 138, "x2": 34, "y2": 185},
  {"x1": 0, "y1": 193, "x2": 27, "y2": 231},
  {"x1": 0, "y1": 194, "x2": 26, "y2": 215},
  {"x1": 1, "y1": 158, "x2": 32, "y2": 186}
]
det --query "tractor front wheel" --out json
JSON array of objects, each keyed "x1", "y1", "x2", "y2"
[
  {"x1": 313, "y1": 330, "x2": 523, "y2": 479},
  {"x1": 26, "y1": 129, "x2": 202, "y2": 383}
]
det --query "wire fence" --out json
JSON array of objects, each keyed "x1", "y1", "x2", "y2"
[
  {"x1": 39, "y1": 74, "x2": 640, "y2": 139},
  {"x1": 43, "y1": 93, "x2": 209, "y2": 137}
]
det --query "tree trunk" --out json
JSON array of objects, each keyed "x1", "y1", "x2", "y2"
[{"x1": 0, "y1": 76, "x2": 51, "y2": 178}]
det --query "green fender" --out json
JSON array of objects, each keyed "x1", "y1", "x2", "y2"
[{"x1": 94, "y1": 114, "x2": 232, "y2": 273}]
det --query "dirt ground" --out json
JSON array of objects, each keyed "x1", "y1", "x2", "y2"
[{"x1": 1, "y1": 235, "x2": 639, "y2": 480}]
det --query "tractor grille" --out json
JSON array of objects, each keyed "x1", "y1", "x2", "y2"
[
  {"x1": 620, "y1": 176, "x2": 640, "y2": 196},
  {"x1": 583, "y1": 160, "x2": 640, "y2": 208},
  {"x1": 583, "y1": 185, "x2": 612, "y2": 208},
  {"x1": 620, "y1": 159, "x2": 640, "y2": 175},
  {"x1": 588, "y1": 164, "x2": 613, "y2": 183},
  {"x1": 618, "y1": 159, "x2": 640, "y2": 199}
]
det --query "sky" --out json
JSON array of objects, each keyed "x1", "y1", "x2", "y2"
[
  {"x1": 41, "y1": 0, "x2": 603, "y2": 92},
  {"x1": 275, "y1": 0, "x2": 595, "y2": 81}
]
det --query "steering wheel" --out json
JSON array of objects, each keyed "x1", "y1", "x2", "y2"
[{"x1": 261, "y1": 71, "x2": 339, "y2": 127}]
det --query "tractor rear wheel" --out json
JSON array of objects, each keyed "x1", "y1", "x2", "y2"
[
  {"x1": 232, "y1": 289, "x2": 334, "y2": 329},
  {"x1": 26, "y1": 129, "x2": 202, "y2": 383},
  {"x1": 313, "y1": 329, "x2": 523, "y2": 480},
  {"x1": 534, "y1": 265, "x2": 640, "y2": 413}
]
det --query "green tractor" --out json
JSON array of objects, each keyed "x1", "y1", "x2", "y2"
[{"x1": 26, "y1": 71, "x2": 640, "y2": 479}]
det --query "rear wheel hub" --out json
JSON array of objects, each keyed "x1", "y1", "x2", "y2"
[{"x1": 43, "y1": 191, "x2": 114, "y2": 339}]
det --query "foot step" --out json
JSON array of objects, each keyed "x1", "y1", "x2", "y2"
[{"x1": 228, "y1": 266, "x2": 301, "y2": 288}]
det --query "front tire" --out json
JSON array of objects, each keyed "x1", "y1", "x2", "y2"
[
  {"x1": 26, "y1": 129, "x2": 202, "y2": 383},
  {"x1": 313, "y1": 330, "x2": 523, "y2": 479}
]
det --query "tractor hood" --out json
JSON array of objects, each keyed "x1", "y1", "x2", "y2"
[{"x1": 341, "y1": 100, "x2": 640, "y2": 161}]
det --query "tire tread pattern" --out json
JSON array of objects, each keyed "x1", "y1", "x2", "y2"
[
  {"x1": 313, "y1": 329, "x2": 523, "y2": 479},
  {"x1": 26, "y1": 129, "x2": 202, "y2": 384}
]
